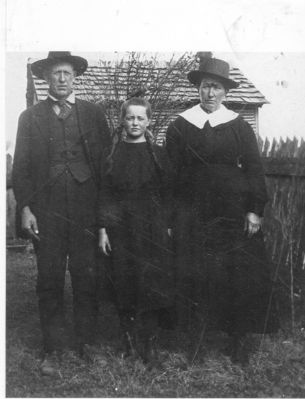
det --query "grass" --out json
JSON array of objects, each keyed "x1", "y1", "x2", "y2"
[{"x1": 6, "y1": 250, "x2": 305, "y2": 397}]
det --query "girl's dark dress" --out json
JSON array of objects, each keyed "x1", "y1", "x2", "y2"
[
  {"x1": 98, "y1": 141, "x2": 174, "y2": 318},
  {"x1": 166, "y1": 112, "x2": 279, "y2": 335}
]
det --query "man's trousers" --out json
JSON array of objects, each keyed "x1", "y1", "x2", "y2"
[{"x1": 33, "y1": 172, "x2": 98, "y2": 353}]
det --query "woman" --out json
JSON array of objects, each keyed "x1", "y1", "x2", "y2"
[
  {"x1": 166, "y1": 56, "x2": 279, "y2": 363},
  {"x1": 98, "y1": 97, "x2": 174, "y2": 364}
]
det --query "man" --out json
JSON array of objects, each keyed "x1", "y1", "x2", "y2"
[{"x1": 13, "y1": 52, "x2": 110, "y2": 375}]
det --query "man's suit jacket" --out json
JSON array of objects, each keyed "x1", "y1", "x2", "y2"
[{"x1": 13, "y1": 98, "x2": 111, "y2": 220}]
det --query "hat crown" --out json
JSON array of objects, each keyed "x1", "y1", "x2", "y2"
[
  {"x1": 47, "y1": 51, "x2": 72, "y2": 59},
  {"x1": 198, "y1": 57, "x2": 230, "y2": 80}
]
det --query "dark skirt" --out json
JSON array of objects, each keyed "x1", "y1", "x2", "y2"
[
  {"x1": 174, "y1": 200, "x2": 279, "y2": 335},
  {"x1": 101, "y1": 198, "x2": 175, "y2": 318}
]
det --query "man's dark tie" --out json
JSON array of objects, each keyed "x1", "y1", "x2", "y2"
[{"x1": 57, "y1": 100, "x2": 72, "y2": 120}]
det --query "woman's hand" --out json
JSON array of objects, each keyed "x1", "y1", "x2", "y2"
[
  {"x1": 244, "y1": 212, "x2": 262, "y2": 237},
  {"x1": 98, "y1": 228, "x2": 112, "y2": 256},
  {"x1": 167, "y1": 228, "x2": 172, "y2": 237}
]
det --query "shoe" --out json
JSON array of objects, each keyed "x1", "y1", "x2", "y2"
[
  {"x1": 121, "y1": 331, "x2": 137, "y2": 359},
  {"x1": 119, "y1": 312, "x2": 137, "y2": 358},
  {"x1": 78, "y1": 343, "x2": 98, "y2": 363},
  {"x1": 228, "y1": 335, "x2": 250, "y2": 366},
  {"x1": 138, "y1": 335, "x2": 160, "y2": 366},
  {"x1": 231, "y1": 347, "x2": 250, "y2": 365},
  {"x1": 40, "y1": 352, "x2": 60, "y2": 377}
]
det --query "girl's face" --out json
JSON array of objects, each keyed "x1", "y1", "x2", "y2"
[{"x1": 123, "y1": 105, "x2": 150, "y2": 142}]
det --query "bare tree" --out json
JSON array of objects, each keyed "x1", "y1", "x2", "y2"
[{"x1": 79, "y1": 52, "x2": 196, "y2": 143}]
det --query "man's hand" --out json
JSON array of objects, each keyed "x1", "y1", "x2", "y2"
[
  {"x1": 98, "y1": 228, "x2": 112, "y2": 256},
  {"x1": 244, "y1": 212, "x2": 262, "y2": 238},
  {"x1": 21, "y1": 206, "x2": 40, "y2": 240}
]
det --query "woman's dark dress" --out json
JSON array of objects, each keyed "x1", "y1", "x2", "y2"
[
  {"x1": 166, "y1": 114, "x2": 279, "y2": 335},
  {"x1": 98, "y1": 141, "x2": 174, "y2": 317}
]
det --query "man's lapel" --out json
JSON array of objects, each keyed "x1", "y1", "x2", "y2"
[
  {"x1": 75, "y1": 99, "x2": 93, "y2": 138},
  {"x1": 75, "y1": 99, "x2": 98, "y2": 183},
  {"x1": 32, "y1": 99, "x2": 54, "y2": 141}
]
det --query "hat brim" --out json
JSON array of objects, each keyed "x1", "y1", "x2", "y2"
[
  {"x1": 187, "y1": 70, "x2": 239, "y2": 90},
  {"x1": 31, "y1": 55, "x2": 88, "y2": 80}
]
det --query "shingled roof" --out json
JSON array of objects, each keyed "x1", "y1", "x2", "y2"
[{"x1": 28, "y1": 61, "x2": 268, "y2": 107}]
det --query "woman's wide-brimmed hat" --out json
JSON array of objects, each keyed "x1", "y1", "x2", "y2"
[
  {"x1": 31, "y1": 51, "x2": 88, "y2": 80},
  {"x1": 187, "y1": 56, "x2": 239, "y2": 89}
]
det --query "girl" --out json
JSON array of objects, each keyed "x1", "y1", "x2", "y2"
[{"x1": 98, "y1": 97, "x2": 174, "y2": 364}]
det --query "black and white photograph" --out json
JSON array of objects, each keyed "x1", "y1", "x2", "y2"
[{"x1": 4, "y1": 0, "x2": 305, "y2": 397}]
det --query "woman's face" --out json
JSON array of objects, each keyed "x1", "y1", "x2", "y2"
[
  {"x1": 123, "y1": 105, "x2": 150, "y2": 142},
  {"x1": 198, "y1": 77, "x2": 226, "y2": 113}
]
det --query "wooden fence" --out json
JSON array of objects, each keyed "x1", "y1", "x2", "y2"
[{"x1": 259, "y1": 137, "x2": 305, "y2": 326}]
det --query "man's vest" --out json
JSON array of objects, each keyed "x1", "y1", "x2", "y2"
[{"x1": 48, "y1": 105, "x2": 92, "y2": 183}]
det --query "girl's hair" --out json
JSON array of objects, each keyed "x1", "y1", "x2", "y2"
[
  {"x1": 120, "y1": 97, "x2": 152, "y2": 120},
  {"x1": 104, "y1": 97, "x2": 162, "y2": 175}
]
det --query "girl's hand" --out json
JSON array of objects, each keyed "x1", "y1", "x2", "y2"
[
  {"x1": 98, "y1": 228, "x2": 112, "y2": 256},
  {"x1": 244, "y1": 212, "x2": 262, "y2": 237},
  {"x1": 21, "y1": 206, "x2": 40, "y2": 241}
]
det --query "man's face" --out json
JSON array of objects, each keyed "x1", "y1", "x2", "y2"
[{"x1": 45, "y1": 62, "x2": 76, "y2": 100}]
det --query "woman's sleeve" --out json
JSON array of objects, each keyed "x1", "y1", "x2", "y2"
[
  {"x1": 159, "y1": 148, "x2": 175, "y2": 228},
  {"x1": 165, "y1": 118, "x2": 185, "y2": 225},
  {"x1": 165, "y1": 118, "x2": 184, "y2": 177},
  {"x1": 239, "y1": 119, "x2": 268, "y2": 216}
]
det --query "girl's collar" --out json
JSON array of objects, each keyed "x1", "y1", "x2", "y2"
[{"x1": 179, "y1": 104, "x2": 238, "y2": 129}]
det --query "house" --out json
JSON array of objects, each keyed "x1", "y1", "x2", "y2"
[{"x1": 26, "y1": 55, "x2": 268, "y2": 144}]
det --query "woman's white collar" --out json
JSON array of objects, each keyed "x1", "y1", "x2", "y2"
[{"x1": 179, "y1": 104, "x2": 238, "y2": 129}]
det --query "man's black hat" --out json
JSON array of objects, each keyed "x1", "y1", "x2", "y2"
[{"x1": 31, "y1": 51, "x2": 88, "y2": 80}]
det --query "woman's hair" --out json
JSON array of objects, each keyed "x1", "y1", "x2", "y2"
[
  {"x1": 197, "y1": 75, "x2": 229, "y2": 93},
  {"x1": 104, "y1": 97, "x2": 162, "y2": 175}
]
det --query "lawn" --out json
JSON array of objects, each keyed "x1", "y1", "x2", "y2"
[{"x1": 6, "y1": 249, "x2": 305, "y2": 397}]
